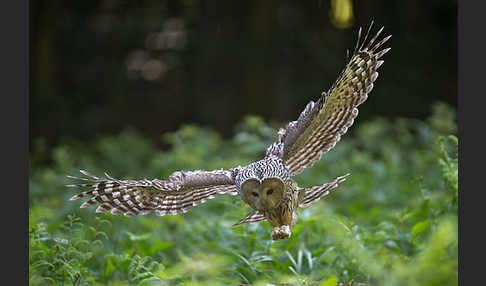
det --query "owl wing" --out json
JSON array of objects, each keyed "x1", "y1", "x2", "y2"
[
  {"x1": 232, "y1": 210, "x2": 266, "y2": 227},
  {"x1": 298, "y1": 174, "x2": 349, "y2": 208},
  {"x1": 67, "y1": 169, "x2": 238, "y2": 216},
  {"x1": 266, "y1": 22, "x2": 391, "y2": 176}
]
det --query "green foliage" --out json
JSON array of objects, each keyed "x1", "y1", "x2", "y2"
[
  {"x1": 29, "y1": 102, "x2": 457, "y2": 285},
  {"x1": 29, "y1": 214, "x2": 104, "y2": 285}
]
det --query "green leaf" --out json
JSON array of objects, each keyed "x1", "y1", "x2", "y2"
[
  {"x1": 150, "y1": 240, "x2": 173, "y2": 254},
  {"x1": 103, "y1": 256, "x2": 117, "y2": 280},
  {"x1": 127, "y1": 232, "x2": 151, "y2": 242},
  {"x1": 410, "y1": 220, "x2": 431, "y2": 241},
  {"x1": 319, "y1": 275, "x2": 339, "y2": 286}
]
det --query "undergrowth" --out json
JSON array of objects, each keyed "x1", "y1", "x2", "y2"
[{"x1": 29, "y1": 102, "x2": 457, "y2": 286}]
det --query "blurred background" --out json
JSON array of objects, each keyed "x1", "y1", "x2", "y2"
[
  {"x1": 29, "y1": 1, "x2": 458, "y2": 285},
  {"x1": 30, "y1": 0, "x2": 456, "y2": 155}
]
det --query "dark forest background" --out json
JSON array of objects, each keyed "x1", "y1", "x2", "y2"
[
  {"x1": 30, "y1": 0, "x2": 457, "y2": 152},
  {"x1": 29, "y1": 2, "x2": 458, "y2": 284}
]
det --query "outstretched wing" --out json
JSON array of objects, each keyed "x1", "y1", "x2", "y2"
[
  {"x1": 298, "y1": 174, "x2": 349, "y2": 208},
  {"x1": 267, "y1": 22, "x2": 391, "y2": 176},
  {"x1": 67, "y1": 169, "x2": 238, "y2": 216},
  {"x1": 232, "y1": 210, "x2": 266, "y2": 227}
]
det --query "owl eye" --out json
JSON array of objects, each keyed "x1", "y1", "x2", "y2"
[
  {"x1": 252, "y1": 192, "x2": 259, "y2": 197},
  {"x1": 267, "y1": 189, "x2": 274, "y2": 195}
]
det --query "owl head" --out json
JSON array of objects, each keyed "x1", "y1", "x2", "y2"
[{"x1": 240, "y1": 177, "x2": 285, "y2": 211}]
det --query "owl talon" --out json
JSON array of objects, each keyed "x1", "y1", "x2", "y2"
[{"x1": 272, "y1": 225, "x2": 291, "y2": 240}]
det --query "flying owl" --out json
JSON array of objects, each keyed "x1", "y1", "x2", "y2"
[{"x1": 67, "y1": 23, "x2": 391, "y2": 240}]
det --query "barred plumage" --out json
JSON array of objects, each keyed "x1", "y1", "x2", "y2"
[
  {"x1": 68, "y1": 169, "x2": 238, "y2": 217},
  {"x1": 68, "y1": 22, "x2": 390, "y2": 240},
  {"x1": 298, "y1": 174, "x2": 350, "y2": 208},
  {"x1": 273, "y1": 23, "x2": 391, "y2": 176},
  {"x1": 234, "y1": 156, "x2": 292, "y2": 189},
  {"x1": 232, "y1": 210, "x2": 265, "y2": 227}
]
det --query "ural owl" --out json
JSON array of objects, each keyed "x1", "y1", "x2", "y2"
[{"x1": 68, "y1": 23, "x2": 391, "y2": 240}]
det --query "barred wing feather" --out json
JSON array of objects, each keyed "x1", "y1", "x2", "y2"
[
  {"x1": 270, "y1": 23, "x2": 391, "y2": 176},
  {"x1": 232, "y1": 210, "x2": 266, "y2": 227},
  {"x1": 298, "y1": 174, "x2": 349, "y2": 208},
  {"x1": 67, "y1": 169, "x2": 238, "y2": 217}
]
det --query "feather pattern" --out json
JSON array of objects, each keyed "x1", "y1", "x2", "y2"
[
  {"x1": 270, "y1": 22, "x2": 391, "y2": 176},
  {"x1": 232, "y1": 210, "x2": 266, "y2": 227},
  {"x1": 67, "y1": 23, "x2": 390, "y2": 241},
  {"x1": 67, "y1": 169, "x2": 238, "y2": 216},
  {"x1": 298, "y1": 174, "x2": 349, "y2": 208}
]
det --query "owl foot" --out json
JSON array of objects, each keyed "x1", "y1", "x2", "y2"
[{"x1": 272, "y1": 225, "x2": 291, "y2": 240}]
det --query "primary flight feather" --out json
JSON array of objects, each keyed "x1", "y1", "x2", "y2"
[{"x1": 68, "y1": 22, "x2": 391, "y2": 240}]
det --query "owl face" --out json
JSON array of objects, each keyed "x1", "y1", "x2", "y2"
[{"x1": 240, "y1": 177, "x2": 285, "y2": 211}]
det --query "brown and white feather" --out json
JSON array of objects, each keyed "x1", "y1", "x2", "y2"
[
  {"x1": 269, "y1": 23, "x2": 391, "y2": 176},
  {"x1": 68, "y1": 169, "x2": 238, "y2": 217},
  {"x1": 298, "y1": 174, "x2": 349, "y2": 208},
  {"x1": 67, "y1": 23, "x2": 390, "y2": 240},
  {"x1": 232, "y1": 210, "x2": 266, "y2": 227}
]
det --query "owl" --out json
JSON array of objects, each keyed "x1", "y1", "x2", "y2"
[{"x1": 67, "y1": 22, "x2": 391, "y2": 240}]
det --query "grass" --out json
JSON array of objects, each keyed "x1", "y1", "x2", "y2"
[{"x1": 29, "y1": 102, "x2": 457, "y2": 286}]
